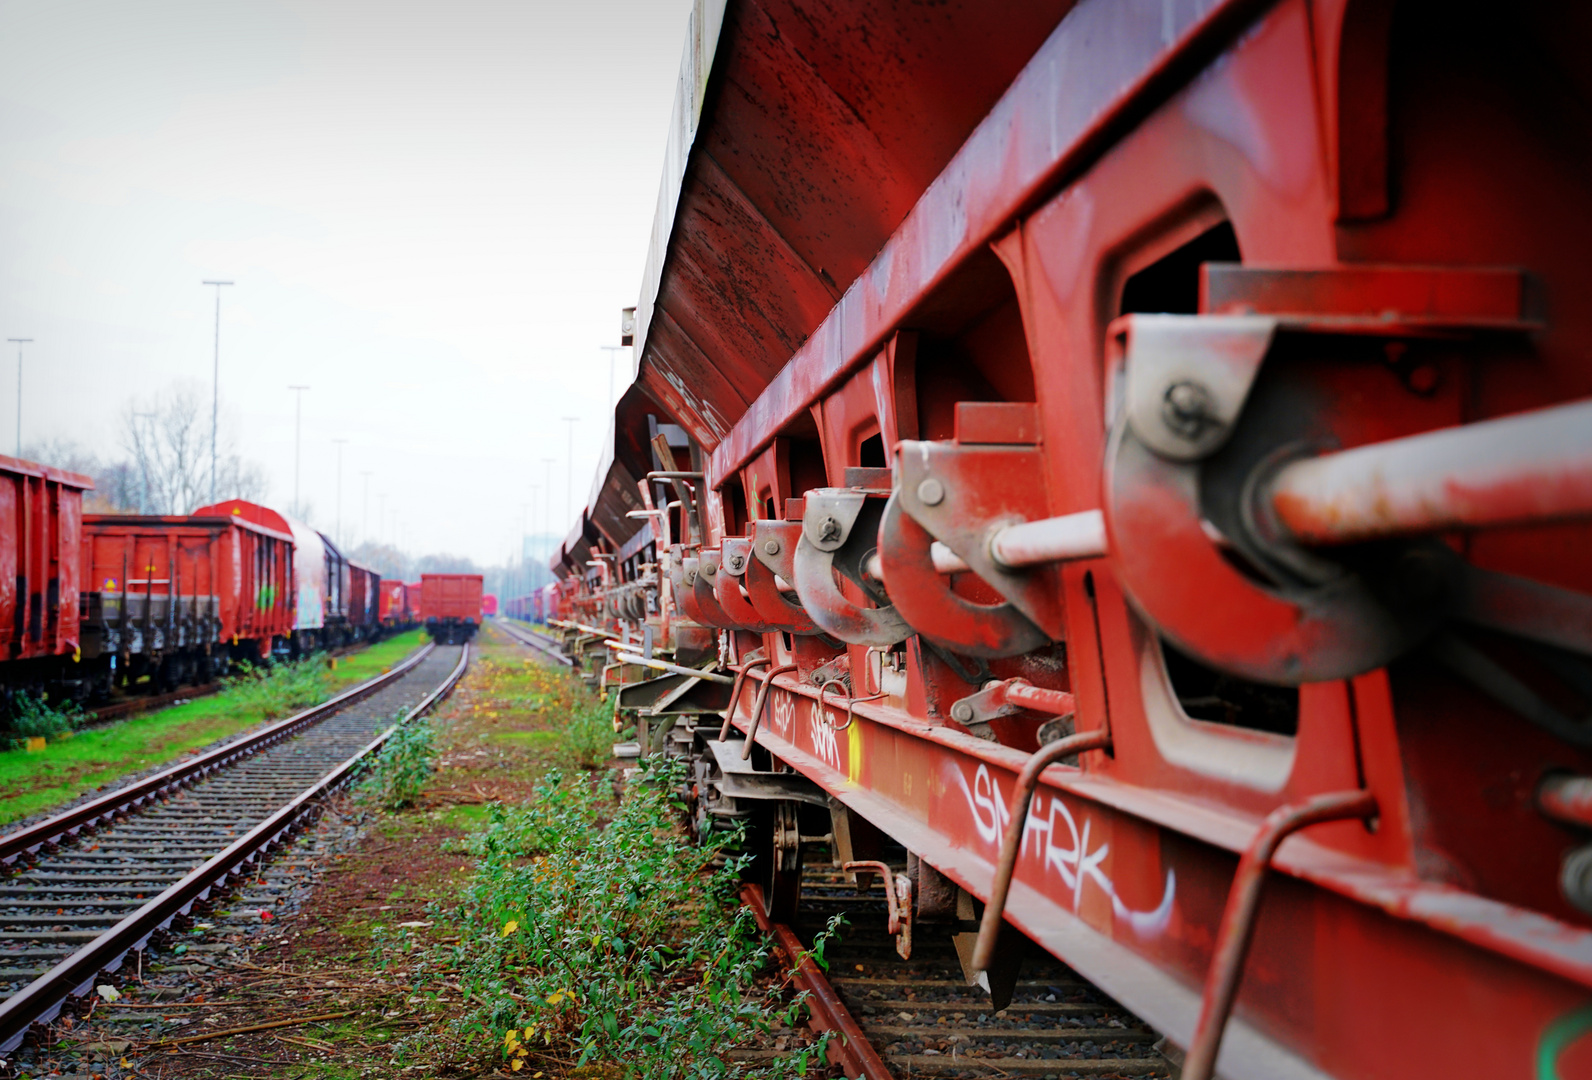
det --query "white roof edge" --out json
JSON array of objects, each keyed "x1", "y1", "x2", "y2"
[
  {"x1": 626, "y1": 0, "x2": 727, "y2": 416},
  {"x1": 576, "y1": 0, "x2": 726, "y2": 560}
]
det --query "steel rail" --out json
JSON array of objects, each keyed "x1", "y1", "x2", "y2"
[
  {"x1": 494, "y1": 617, "x2": 573, "y2": 666},
  {"x1": 740, "y1": 883, "x2": 893, "y2": 1080},
  {"x1": 0, "y1": 642, "x2": 439, "y2": 866},
  {"x1": 0, "y1": 644, "x2": 469, "y2": 1053}
]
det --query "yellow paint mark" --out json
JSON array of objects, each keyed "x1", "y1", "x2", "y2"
[{"x1": 848, "y1": 721, "x2": 863, "y2": 784}]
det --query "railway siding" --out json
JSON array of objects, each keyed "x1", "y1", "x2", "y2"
[{"x1": 0, "y1": 643, "x2": 467, "y2": 1054}]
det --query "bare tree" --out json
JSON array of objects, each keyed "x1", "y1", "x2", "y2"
[
  {"x1": 21, "y1": 437, "x2": 139, "y2": 513},
  {"x1": 121, "y1": 382, "x2": 269, "y2": 514}
]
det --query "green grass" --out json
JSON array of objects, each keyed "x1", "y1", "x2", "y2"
[{"x1": 0, "y1": 630, "x2": 426, "y2": 826}]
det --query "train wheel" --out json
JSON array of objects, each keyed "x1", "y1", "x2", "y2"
[{"x1": 749, "y1": 800, "x2": 804, "y2": 924}]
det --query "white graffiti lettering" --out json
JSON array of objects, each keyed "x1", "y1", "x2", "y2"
[
  {"x1": 952, "y1": 762, "x2": 1174, "y2": 937},
  {"x1": 808, "y1": 699, "x2": 842, "y2": 770},
  {"x1": 771, "y1": 691, "x2": 796, "y2": 738}
]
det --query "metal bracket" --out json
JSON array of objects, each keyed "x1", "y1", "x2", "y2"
[
  {"x1": 794, "y1": 490, "x2": 912, "y2": 647},
  {"x1": 1119, "y1": 314, "x2": 1279, "y2": 462},
  {"x1": 843, "y1": 860, "x2": 914, "y2": 959}
]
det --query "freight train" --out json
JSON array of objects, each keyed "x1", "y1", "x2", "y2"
[
  {"x1": 420, "y1": 573, "x2": 485, "y2": 644},
  {"x1": 531, "y1": 3, "x2": 1592, "y2": 1078},
  {"x1": 0, "y1": 482, "x2": 415, "y2": 704}
]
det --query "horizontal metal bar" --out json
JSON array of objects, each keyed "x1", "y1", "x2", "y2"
[
  {"x1": 990, "y1": 509, "x2": 1108, "y2": 568},
  {"x1": 646, "y1": 470, "x2": 702, "y2": 480},
  {"x1": 1539, "y1": 774, "x2": 1592, "y2": 830},
  {"x1": 1269, "y1": 398, "x2": 1592, "y2": 544},
  {"x1": 612, "y1": 652, "x2": 736, "y2": 685}
]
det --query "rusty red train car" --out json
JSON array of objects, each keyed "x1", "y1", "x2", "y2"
[
  {"x1": 0, "y1": 455, "x2": 93, "y2": 698},
  {"x1": 79, "y1": 510, "x2": 295, "y2": 690},
  {"x1": 419, "y1": 573, "x2": 483, "y2": 644},
  {"x1": 548, "y1": 2, "x2": 1592, "y2": 1078}
]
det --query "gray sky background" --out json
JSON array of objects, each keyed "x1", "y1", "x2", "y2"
[{"x1": 0, "y1": 0, "x2": 693, "y2": 567}]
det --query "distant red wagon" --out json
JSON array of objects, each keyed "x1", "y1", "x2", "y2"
[
  {"x1": 419, "y1": 573, "x2": 483, "y2": 645},
  {"x1": 0, "y1": 455, "x2": 93, "y2": 698}
]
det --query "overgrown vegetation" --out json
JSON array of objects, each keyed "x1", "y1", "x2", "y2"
[
  {"x1": 0, "y1": 629, "x2": 425, "y2": 824},
  {"x1": 363, "y1": 715, "x2": 437, "y2": 811},
  {"x1": 405, "y1": 756, "x2": 833, "y2": 1078},
  {"x1": 6, "y1": 692, "x2": 84, "y2": 741}
]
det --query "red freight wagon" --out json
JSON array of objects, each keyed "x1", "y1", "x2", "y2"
[
  {"x1": 419, "y1": 573, "x2": 482, "y2": 645},
  {"x1": 378, "y1": 579, "x2": 408, "y2": 627},
  {"x1": 80, "y1": 511, "x2": 294, "y2": 690},
  {"x1": 405, "y1": 583, "x2": 422, "y2": 624},
  {"x1": 481, "y1": 593, "x2": 498, "y2": 617},
  {"x1": 347, "y1": 561, "x2": 381, "y2": 641},
  {"x1": 0, "y1": 454, "x2": 93, "y2": 696}
]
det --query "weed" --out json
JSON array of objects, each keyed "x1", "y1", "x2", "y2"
[
  {"x1": 223, "y1": 657, "x2": 332, "y2": 716},
  {"x1": 363, "y1": 715, "x2": 437, "y2": 811},
  {"x1": 7, "y1": 693, "x2": 84, "y2": 741},
  {"x1": 411, "y1": 757, "x2": 831, "y2": 1078},
  {"x1": 567, "y1": 694, "x2": 619, "y2": 770}
]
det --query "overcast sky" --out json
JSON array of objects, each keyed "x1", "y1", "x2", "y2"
[{"x1": 0, "y1": 0, "x2": 692, "y2": 566}]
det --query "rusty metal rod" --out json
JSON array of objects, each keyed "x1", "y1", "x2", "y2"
[
  {"x1": 740, "y1": 883, "x2": 893, "y2": 1080},
  {"x1": 1539, "y1": 774, "x2": 1592, "y2": 830},
  {"x1": 1002, "y1": 681, "x2": 1078, "y2": 715},
  {"x1": 971, "y1": 729, "x2": 1112, "y2": 973},
  {"x1": 719, "y1": 658, "x2": 772, "y2": 741},
  {"x1": 1182, "y1": 789, "x2": 1379, "y2": 1080},
  {"x1": 611, "y1": 652, "x2": 735, "y2": 685},
  {"x1": 1269, "y1": 397, "x2": 1592, "y2": 545},
  {"x1": 865, "y1": 509, "x2": 1108, "y2": 579},
  {"x1": 741, "y1": 664, "x2": 799, "y2": 759}
]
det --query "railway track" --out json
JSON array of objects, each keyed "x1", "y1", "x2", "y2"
[
  {"x1": 0, "y1": 640, "x2": 469, "y2": 1053},
  {"x1": 492, "y1": 617, "x2": 572, "y2": 665},
  {"x1": 754, "y1": 863, "x2": 1172, "y2": 1079}
]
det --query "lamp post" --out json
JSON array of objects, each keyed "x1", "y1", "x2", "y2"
[
  {"x1": 332, "y1": 438, "x2": 348, "y2": 547},
  {"x1": 201, "y1": 280, "x2": 233, "y2": 505},
  {"x1": 542, "y1": 457, "x2": 555, "y2": 544},
  {"x1": 288, "y1": 385, "x2": 309, "y2": 516},
  {"x1": 6, "y1": 338, "x2": 32, "y2": 459}
]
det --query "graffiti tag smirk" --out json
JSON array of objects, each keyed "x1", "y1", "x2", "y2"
[{"x1": 957, "y1": 762, "x2": 1175, "y2": 937}]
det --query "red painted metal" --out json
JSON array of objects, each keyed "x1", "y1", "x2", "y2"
[
  {"x1": 419, "y1": 574, "x2": 483, "y2": 622},
  {"x1": 80, "y1": 512, "x2": 294, "y2": 663},
  {"x1": 557, "y1": 1, "x2": 1592, "y2": 1076},
  {"x1": 1181, "y1": 790, "x2": 1379, "y2": 1080},
  {"x1": 0, "y1": 455, "x2": 92, "y2": 669},
  {"x1": 971, "y1": 730, "x2": 1111, "y2": 973}
]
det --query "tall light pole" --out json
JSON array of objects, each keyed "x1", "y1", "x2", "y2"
[
  {"x1": 561, "y1": 416, "x2": 578, "y2": 525},
  {"x1": 541, "y1": 457, "x2": 555, "y2": 543},
  {"x1": 332, "y1": 438, "x2": 348, "y2": 546},
  {"x1": 288, "y1": 386, "x2": 309, "y2": 516},
  {"x1": 359, "y1": 471, "x2": 373, "y2": 546},
  {"x1": 6, "y1": 339, "x2": 32, "y2": 459},
  {"x1": 201, "y1": 280, "x2": 233, "y2": 505}
]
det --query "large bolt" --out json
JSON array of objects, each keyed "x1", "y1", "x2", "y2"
[
  {"x1": 950, "y1": 701, "x2": 974, "y2": 722},
  {"x1": 727, "y1": 553, "x2": 745, "y2": 571},
  {"x1": 1162, "y1": 380, "x2": 1220, "y2": 441},
  {"x1": 917, "y1": 477, "x2": 946, "y2": 506},
  {"x1": 763, "y1": 539, "x2": 781, "y2": 556},
  {"x1": 702, "y1": 562, "x2": 716, "y2": 577},
  {"x1": 818, "y1": 515, "x2": 843, "y2": 543}
]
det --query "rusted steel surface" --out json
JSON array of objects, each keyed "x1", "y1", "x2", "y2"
[
  {"x1": 740, "y1": 882, "x2": 894, "y2": 1080},
  {"x1": 0, "y1": 455, "x2": 92, "y2": 666},
  {"x1": 556, "y1": 1, "x2": 1592, "y2": 1077}
]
